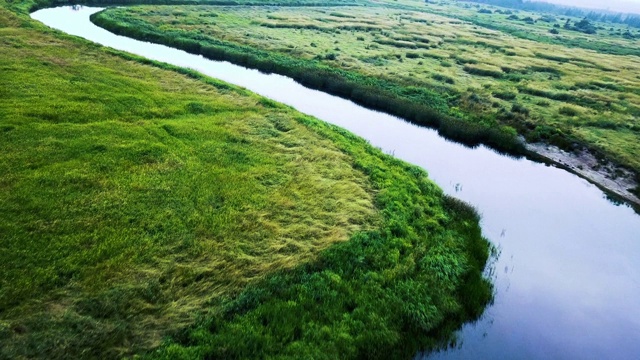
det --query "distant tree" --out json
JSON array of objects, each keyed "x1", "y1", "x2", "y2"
[
  {"x1": 560, "y1": 17, "x2": 597, "y2": 33},
  {"x1": 573, "y1": 18, "x2": 597, "y2": 34},
  {"x1": 549, "y1": 28, "x2": 559, "y2": 34}
]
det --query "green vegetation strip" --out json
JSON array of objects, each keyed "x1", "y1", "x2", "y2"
[
  {"x1": 91, "y1": 6, "x2": 526, "y2": 155},
  {"x1": 1, "y1": 1, "x2": 491, "y2": 358}
]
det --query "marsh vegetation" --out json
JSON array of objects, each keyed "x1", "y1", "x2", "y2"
[
  {"x1": 94, "y1": 0, "x2": 640, "y2": 197},
  {"x1": 4, "y1": 0, "x2": 640, "y2": 357},
  {"x1": 1, "y1": 1, "x2": 491, "y2": 358}
]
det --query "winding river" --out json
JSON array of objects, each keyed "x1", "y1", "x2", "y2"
[{"x1": 32, "y1": 6, "x2": 640, "y2": 359}]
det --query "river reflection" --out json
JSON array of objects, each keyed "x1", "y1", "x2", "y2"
[{"x1": 32, "y1": 7, "x2": 640, "y2": 359}]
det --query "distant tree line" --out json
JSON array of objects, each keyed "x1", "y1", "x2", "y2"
[{"x1": 458, "y1": 0, "x2": 640, "y2": 28}]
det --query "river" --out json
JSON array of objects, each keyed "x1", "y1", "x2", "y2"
[{"x1": 31, "y1": 6, "x2": 640, "y2": 359}]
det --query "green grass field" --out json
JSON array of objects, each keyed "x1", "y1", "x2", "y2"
[
  {"x1": 0, "y1": 1, "x2": 491, "y2": 358},
  {"x1": 94, "y1": 0, "x2": 640, "y2": 193}
]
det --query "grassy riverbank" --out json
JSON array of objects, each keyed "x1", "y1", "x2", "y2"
[
  {"x1": 91, "y1": 4, "x2": 526, "y2": 155},
  {"x1": 93, "y1": 0, "x2": 640, "y2": 196},
  {"x1": 1, "y1": 1, "x2": 491, "y2": 358}
]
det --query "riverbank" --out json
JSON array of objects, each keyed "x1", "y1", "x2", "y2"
[
  {"x1": 1, "y1": 2, "x2": 491, "y2": 358},
  {"x1": 526, "y1": 143, "x2": 640, "y2": 208}
]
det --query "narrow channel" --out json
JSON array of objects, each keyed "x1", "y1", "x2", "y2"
[{"x1": 32, "y1": 6, "x2": 640, "y2": 359}]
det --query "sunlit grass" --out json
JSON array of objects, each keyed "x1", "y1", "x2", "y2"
[
  {"x1": 1, "y1": 5, "x2": 377, "y2": 356},
  {"x1": 1, "y1": 1, "x2": 492, "y2": 358}
]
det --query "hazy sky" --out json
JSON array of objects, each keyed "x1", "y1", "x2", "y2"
[{"x1": 534, "y1": 0, "x2": 640, "y2": 13}]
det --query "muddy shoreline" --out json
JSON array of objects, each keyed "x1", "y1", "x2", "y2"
[{"x1": 526, "y1": 143, "x2": 640, "y2": 209}]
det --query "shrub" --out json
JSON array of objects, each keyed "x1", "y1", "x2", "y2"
[
  {"x1": 373, "y1": 39, "x2": 417, "y2": 49},
  {"x1": 528, "y1": 65, "x2": 563, "y2": 75},
  {"x1": 325, "y1": 53, "x2": 338, "y2": 60},
  {"x1": 511, "y1": 103, "x2": 529, "y2": 115},
  {"x1": 559, "y1": 106, "x2": 580, "y2": 116},
  {"x1": 492, "y1": 91, "x2": 517, "y2": 100},
  {"x1": 432, "y1": 74, "x2": 455, "y2": 84},
  {"x1": 451, "y1": 54, "x2": 478, "y2": 65},
  {"x1": 463, "y1": 65, "x2": 503, "y2": 78},
  {"x1": 535, "y1": 52, "x2": 570, "y2": 63}
]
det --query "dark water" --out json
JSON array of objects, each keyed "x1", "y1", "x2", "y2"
[{"x1": 32, "y1": 7, "x2": 640, "y2": 359}]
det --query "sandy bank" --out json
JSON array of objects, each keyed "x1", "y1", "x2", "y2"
[{"x1": 527, "y1": 143, "x2": 640, "y2": 208}]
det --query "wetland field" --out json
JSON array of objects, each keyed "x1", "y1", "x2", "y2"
[
  {"x1": 2, "y1": 0, "x2": 640, "y2": 358},
  {"x1": 1, "y1": 0, "x2": 490, "y2": 358},
  {"x1": 94, "y1": 0, "x2": 640, "y2": 199}
]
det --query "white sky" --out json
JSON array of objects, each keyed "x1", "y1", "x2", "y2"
[{"x1": 533, "y1": 0, "x2": 640, "y2": 14}]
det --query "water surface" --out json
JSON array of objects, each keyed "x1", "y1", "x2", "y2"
[{"x1": 32, "y1": 6, "x2": 640, "y2": 359}]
